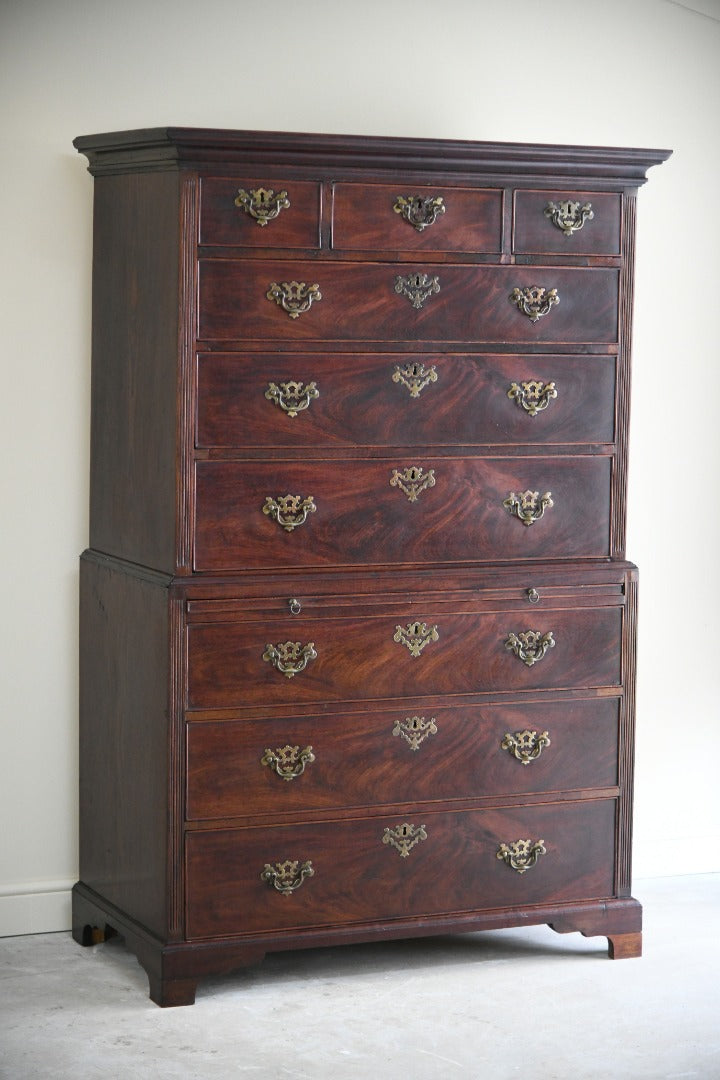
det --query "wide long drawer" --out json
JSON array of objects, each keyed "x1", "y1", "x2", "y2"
[
  {"x1": 196, "y1": 352, "x2": 616, "y2": 449},
  {"x1": 184, "y1": 798, "x2": 616, "y2": 938},
  {"x1": 198, "y1": 261, "x2": 619, "y2": 344},
  {"x1": 186, "y1": 696, "x2": 619, "y2": 820},
  {"x1": 186, "y1": 597, "x2": 623, "y2": 710},
  {"x1": 194, "y1": 455, "x2": 612, "y2": 571}
]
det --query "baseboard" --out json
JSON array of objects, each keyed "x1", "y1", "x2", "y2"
[{"x1": 0, "y1": 880, "x2": 74, "y2": 937}]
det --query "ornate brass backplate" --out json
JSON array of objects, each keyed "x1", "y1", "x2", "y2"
[
  {"x1": 505, "y1": 630, "x2": 556, "y2": 667},
  {"x1": 392, "y1": 715, "x2": 438, "y2": 751},
  {"x1": 510, "y1": 285, "x2": 559, "y2": 322},
  {"x1": 263, "y1": 494, "x2": 317, "y2": 532},
  {"x1": 394, "y1": 272, "x2": 441, "y2": 310},
  {"x1": 235, "y1": 186, "x2": 291, "y2": 226},
  {"x1": 496, "y1": 838, "x2": 547, "y2": 874},
  {"x1": 503, "y1": 489, "x2": 553, "y2": 526},
  {"x1": 389, "y1": 465, "x2": 436, "y2": 502},
  {"x1": 501, "y1": 729, "x2": 551, "y2": 765},
  {"x1": 261, "y1": 859, "x2": 314, "y2": 894},
  {"x1": 262, "y1": 640, "x2": 317, "y2": 678},
  {"x1": 382, "y1": 822, "x2": 428, "y2": 857},
  {"x1": 393, "y1": 194, "x2": 446, "y2": 231},
  {"x1": 266, "y1": 281, "x2": 322, "y2": 318},
  {"x1": 507, "y1": 380, "x2": 558, "y2": 416},
  {"x1": 393, "y1": 621, "x2": 440, "y2": 658},
  {"x1": 392, "y1": 361, "x2": 438, "y2": 398},
  {"x1": 544, "y1": 200, "x2": 594, "y2": 236},
  {"x1": 261, "y1": 744, "x2": 316, "y2": 781},
  {"x1": 265, "y1": 380, "x2": 319, "y2": 417}
]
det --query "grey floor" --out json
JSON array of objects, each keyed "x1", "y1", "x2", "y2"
[{"x1": 1, "y1": 875, "x2": 718, "y2": 1080}]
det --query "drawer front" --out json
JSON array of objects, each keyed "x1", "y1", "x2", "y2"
[
  {"x1": 331, "y1": 183, "x2": 503, "y2": 253},
  {"x1": 186, "y1": 603, "x2": 622, "y2": 710},
  {"x1": 199, "y1": 178, "x2": 321, "y2": 248},
  {"x1": 185, "y1": 798, "x2": 616, "y2": 938},
  {"x1": 198, "y1": 261, "x2": 619, "y2": 344},
  {"x1": 196, "y1": 352, "x2": 616, "y2": 449},
  {"x1": 513, "y1": 190, "x2": 621, "y2": 255},
  {"x1": 194, "y1": 456, "x2": 611, "y2": 571},
  {"x1": 186, "y1": 696, "x2": 619, "y2": 820}
]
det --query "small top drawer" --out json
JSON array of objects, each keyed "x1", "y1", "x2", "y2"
[
  {"x1": 332, "y1": 182, "x2": 503, "y2": 253},
  {"x1": 199, "y1": 178, "x2": 321, "y2": 248},
  {"x1": 513, "y1": 190, "x2": 621, "y2": 255}
]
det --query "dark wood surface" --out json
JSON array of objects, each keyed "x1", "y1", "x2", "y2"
[
  {"x1": 196, "y1": 351, "x2": 617, "y2": 449},
  {"x1": 193, "y1": 455, "x2": 612, "y2": 571},
  {"x1": 198, "y1": 261, "x2": 619, "y2": 345},
  {"x1": 186, "y1": 695, "x2": 620, "y2": 820},
  {"x1": 74, "y1": 126, "x2": 667, "y2": 1004}
]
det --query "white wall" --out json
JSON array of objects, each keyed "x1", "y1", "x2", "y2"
[{"x1": 1, "y1": 0, "x2": 718, "y2": 935}]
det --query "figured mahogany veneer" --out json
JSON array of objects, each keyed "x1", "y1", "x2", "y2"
[{"x1": 74, "y1": 127, "x2": 670, "y2": 1005}]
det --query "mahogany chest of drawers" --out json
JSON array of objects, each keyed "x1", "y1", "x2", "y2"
[{"x1": 72, "y1": 127, "x2": 670, "y2": 1006}]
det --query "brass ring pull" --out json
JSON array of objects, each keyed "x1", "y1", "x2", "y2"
[
  {"x1": 505, "y1": 630, "x2": 555, "y2": 667},
  {"x1": 392, "y1": 715, "x2": 438, "y2": 750},
  {"x1": 496, "y1": 839, "x2": 547, "y2": 874},
  {"x1": 394, "y1": 272, "x2": 441, "y2": 310},
  {"x1": 393, "y1": 194, "x2": 446, "y2": 232},
  {"x1": 510, "y1": 285, "x2": 559, "y2": 322},
  {"x1": 501, "y1": 729, "x2": 551, "y2": 765},
  {"x1": 526, "y1": 588, "x2": 540, "y2": 604},
  {"x1": 235, "y1": 186, "x2": 290, "y2": 226},
  {"x1": 261, "y1": 744, "x2": 315, "y2": 781},
  {"x1": 261, "y1": 860, "x2": 314, "y2": 895},
  {"x1": 503, "y1": 490, "x2": 553, "y2": 526},
  {"x1": 266, "y1": 281, "x2": 322, "y2": 319},
  {"x1": 288, "y1": 598, "x2": 302, "y2": 615},
  {"x1": 507, "y1": 380, "x2": 557, "y2": 416},
  {"x1": 544, "y1": 200, "x2": 594, "y2": 236},
  {"x1": 262, "y1": 641, "x2": 317, "y2": 678},
  {"x1": 265, "y1": 380, "x2": 319, "y2": 417},
  {"x1": 263, "y1": 494, "x2": 316, "y2": 532},
  {"x1": 382, "y1": 823, "x2": 428, "y2": 858}
]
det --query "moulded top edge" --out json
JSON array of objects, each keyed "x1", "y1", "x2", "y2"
[{"x1": 73, "y1": 126, "x2": 672, "y2": 184}]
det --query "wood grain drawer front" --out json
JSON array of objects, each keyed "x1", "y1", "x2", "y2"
[
  {"x1": 513, "y1": 191, "x2": 621, "y2": 255},
  {"x1": 331, "y1": 183, "x2": 503, "y2": 252},
  {"x1": 186, "y1": 603, "x2": 622, "y2": 710},
  {"x1": 186, "y1": 697, "x2": 619, "y2": 820},
  {"x1": 185, "y1": 798, "x2": 616, "y2": 938},
  {"x1": 193, "y1": 456, "x2": 611, "y2": 572},
  {"x1": 196, "y1": 352, "x2": 616, "y2": 449},
  {"x1": 199, "y1": 179, "x2": 321, "y2": 248},
  {"x1": 198, "y1": 261, "x2": 619, "y2": 344}
]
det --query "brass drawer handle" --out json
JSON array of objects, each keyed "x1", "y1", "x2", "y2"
[
  {"x1": 505, "y1": 630, "x2": 555, "y2": 667},
  {"x1": 394, "y1": 272, "x2": 441, "y2": 310},
  {"x1": 510, "y1": 285, "x2": 559, "y2": 322},
  {"x1": 235, "y1": 186, "x2": 290, "y2": 226},
  {"x1": 382, "y1": 822, "x2": 428, "y2": 858},
  {"x1": 394, "y1": 621, "x2": 439, "y2": 658},
  {"x1": 390, "y1": 465, "x2": 436, "y2": 502},
  {"x1": 392, "y1": 715, "x2": 438, "y2": 751},
  {"x1": 262, "y1": 640, "x2": 317, "y2": 678},
  {"x1": 261, "y1": 744, "x2": 316, "y2": 780},
  {"x1": 263, "y1": 494, "x2": 316, "y2": 532},
  {"x1": 544, "y1": 200, "x2": 594, "y2": 236},
  {"x1": 393, "y1": 194, "x2": 446, "y2": 232},
  {"x1": 261, "y1": 859, "x2": 314, "y2": 895},
  {"x1": 265, "y1": 380, "x2": 319, "y2": 416},
  {"x1": 496, "y1": 838, "x2": 547, "y2": 874},
  {"x1": 392, "y1": 361, "x2": 438, "y2": 398},
  {"x1": 267, "y1": 280, "x2": 322, "y2": 318},
  {"x1": 501, "y1": 729, "x2": 551, "y2": 765},
  {"x1": 503, "y1": 489, "x2": 553, "y2": 526},
  {"x1": 507, "y1": 380, "x2": 557, "y2": 416}
]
